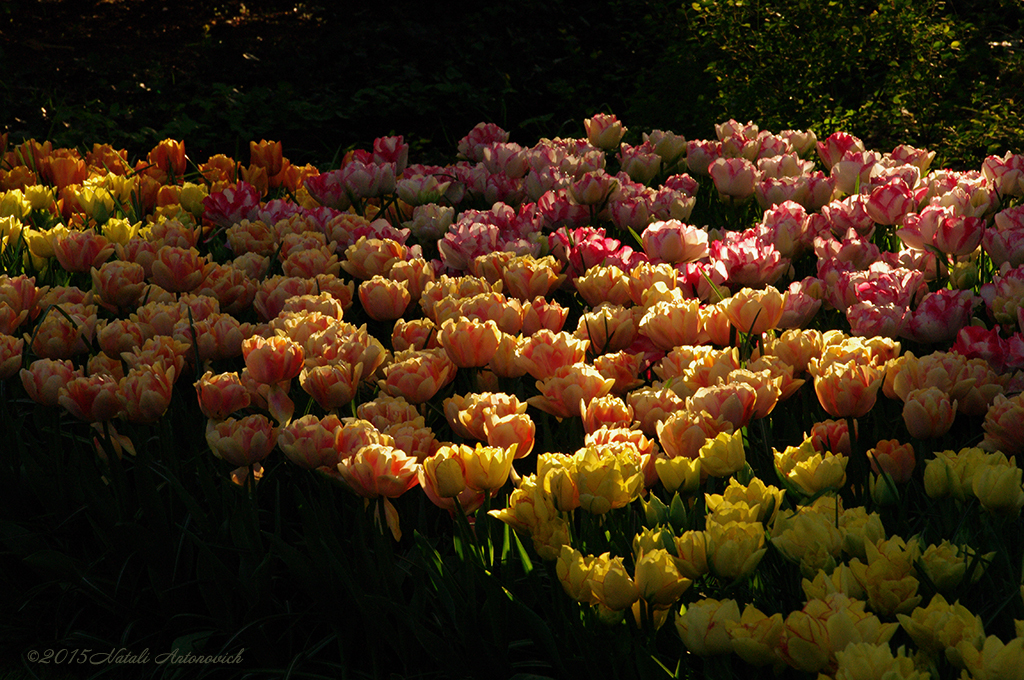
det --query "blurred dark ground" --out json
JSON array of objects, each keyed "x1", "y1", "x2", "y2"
[{"x1": 1, "y1": 0, "x2": 1022, "y2": 169}]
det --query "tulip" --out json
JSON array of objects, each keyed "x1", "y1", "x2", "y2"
[
  {"x1": 726, "y1": 604, "x2": 785, "y2": 668},
  {"x1": 896, "y1": 593, "x2": 985, "y2": 664},
  {"x1": 0, "y1": 334, "x2": 23, "y2": 379},
  {"x1": 771, "y1": 502, "x2": 844, "y2": 577},
  {"x1": 709, "y1": 157, "x2": 759, "y2": 204},
  {"x1": 357, "y1": 276, "x2": 410, "y2": 322},
  {"x1": 655, "y1": 455, "x2": 701, "y2": 494},
  {"x1": 378, "y1": 348, "x2": 456, "y2": 405},
  {"x1": 195, "y1": 371, "x2": 251, "y2": 420},
  {"x1": 437, "y1": 317, "x2": 500, "y2": 368},
  {"x1": 774, "y1": 438, "x2": 848, "y2": 496},
  {"x1": 120, "y1": 362, "x2": 176, "y2": 423},
  {"x1": 20, "y1": 358, "x2": 81, "y2": 407},
  {"x1": 705, "y1": 520, "x2": 767, "y2": 581},
  {"x1": 572, "y1": 444, "x2": 644, "y2": 515},
  {"x1": 972, "y1": 464, "x2": 1024, "y2": 515},
  {"x1": 278, "y1": 414, "x2": 344, "y2": 470},
  {"x1": 634, "y1": 548, "x2": 691, "y2": 607},
  {"x1": 848, "y1": 536, "x2": 922, "y2": 617},
  {"x1": 242, "y1": 334, "x2": 304, "y2": 386},
  {"x1": 676, "y1": 598, "x2": 742, "y2": 656},
  {"x1": 584, "y1": 113, "x2": 627, "y2": 151},
  {"x1": 205, "y1": 414, "x2": 277, "y2": 468},
  {"x1": 902, "y1": 386, "x2": 957, "y2": 439},
  {"x1": 299, "y1": 361, "x2": 362, "y2": 411},
  {"x1": 812, "y1": 362, "x2": 883, "y2": 419},
  {"x1": 699, "y1": 430, "x2": 746, "y2": 479}
]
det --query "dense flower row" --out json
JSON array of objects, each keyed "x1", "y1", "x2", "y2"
[{"x1": 1, "y1": 113, "x2": 1024, "y2": 679}]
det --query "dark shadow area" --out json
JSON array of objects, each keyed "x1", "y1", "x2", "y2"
[{"x1": 2, "y1": 0, "x2": 1021, "y2": 169}]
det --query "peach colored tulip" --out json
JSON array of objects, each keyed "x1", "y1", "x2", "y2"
[
  {"x1": 502, "y1": 255, "x2": 565, "y2": 301},
  {"x1": 453, "y1": 292, "x2": 525, "y2": 335},
  {"x1": 253, "y1": 275, "x2": 320, "y2": 322},
  {"x1": 437, "y1": 317, "x2": 501, "y2": 368},
  {"x1": 378, "y1": 348, "x2": 456, "y2": 404},
  {"x1": 147, "y1": 138, "x2": 186, "y2": 178},
  {"x1": 358, "y1": 276, "x2": 410, "y2": 321},
  {"x1": 902, "y1": 386, "x2": 957, "y2": 439},
  {"x1": 812, "y1": 362, "x2": 883, "y2": 419},
  {"x1": 593, "y1": 350, "x2": 646, "y2": 395},
  {"x1": 0, "y1": 334, "x2": 23, "y2": 380},
  {"x1": 575, "y1": 304, "x2": 637, "y2": 355},
  {"x1": 574, "y1": 264, "x2": 633, "y2": 307},
  {"x1": 628, "y1": 383, "x2": 688, "y2": 438},
  {"x1": 28, "y1": 306, "x2": 96, "y2": 359},
  {"x1": 336, "y1": 443, "x2": 420, "y2": 499},
  {"x1": 21, "y1": 358, "x2": 83, "y2": 407},
  {"x1": 51, "y1": 230, "x2": 114, "y2": 274},
  {"x1": 119, "y1": 361, "x2": 176, "y2": 424},
  {"x1": 443, "y1": 391, "x2": 526, "y2": 441},
  {"x1": 90, "y1": 260, "x2": 146, "y2": 312},
  {"x1": 483, "y1": 411, "x2": 535, "y2": 459},
  {"x1": 341, "y1": 237, "x2": 409, "y2": 280},
  {"x1": 808, "y1": 418, "x2": 854, "y2": 457},
  {"x1": 516, "y1": 329, "x2": 589, "y2": 380},
  {"x1": 391, "y1": 317, "x2": 439, "y2": 353},
  {"x1": 724, "y1": 286, "x2": 786, "y2": 336},
  {"x1": 657, "y1": 409, "x2": 733, "y2": 460},
  {"x1": 487, "y1": 332, "x2": 528, "y2": 379},
  {"x1": 357, "y1": 394, "x2": 421, "y2": 432},
  {"x1": 419, "y1": 447, "x2": 488, "y2": 515},
  {"x1": 195, "y1": 370, "x2": 251, "y2": 420},
  {"x1": 580, "y1": 395, "x2": 634, "y2": 434},
  {"x1": 300, "y1": 361, "x2": 363, "y2": 411},
  {"x1": 639, "y1": 299, "x2": 703, "y2": 351},
  {"x1": 205, "y1": 414, "x2": 277, "y2": 468},
  {"x1": 242, "y1": 334, "x2": 304, "y2": 385},
  {"x1": 688, "y1": 382, "x2": 758, "y2": 431},
  {"x1": 867, "y1": 439, "x2": 916, "y2": 483},
  {"x1": 521, "y1": 297, "x2": 569, "y2": 336},
  {"x1": 277, "y1": 414, "x2": 344, "y2": 470},
  {"x1": 981, "y1": 393, "x2": 1024, "y2": 457},
  {"x1": 528, "y1": 363, "x2": 615, "y2": 419},
  {"x1": 379, "y1": 420, "x2": 437, "y2": 463},
  {"x1": 58, "y1": 374, "x2": 124, "y2": 423},
  {"x1": 149, "y1": 246, "x2": 210, "y2": 293},
  {"x1": 282, "y1": 247, "x2": 341, "y2": 279}
]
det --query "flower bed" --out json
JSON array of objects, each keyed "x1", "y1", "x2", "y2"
[{"x1": 1, "y1": 115, "x2": 1023, "y2": 679}]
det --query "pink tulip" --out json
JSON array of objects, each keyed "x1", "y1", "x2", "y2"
[
  {"x1": 982, "y1": 151, "x2": 1024, "y2": 197},
  {"x1": 900, "y1": 289, "x2": 975, "y2": 344},
  {"x1": 709, "y1": 157, "x2": 759, "y2": 204},
  {"x1": 816, "y1": 131, "x2": 865, "y2": 171},
  {"x1": 934, "y1": 214, "x2": 985, "y2": 257},
  {"x1": 866, "y1": 180, "x2": 916, "y2": 226}
]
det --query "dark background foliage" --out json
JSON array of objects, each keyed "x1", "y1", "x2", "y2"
[{"x1": 2, "y1": 0, "x2": 1022, "y2": 169}]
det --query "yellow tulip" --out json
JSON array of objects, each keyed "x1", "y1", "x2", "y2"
[
  {"x1": 676, "y1": 598, "x2": 741, "y2": 656},
  {"x1": 705, "y1": 519, "x2": 766, "y2": 581},
  {"x1": 725, "y1": 604, "x2": 784, "y2": 668}
]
